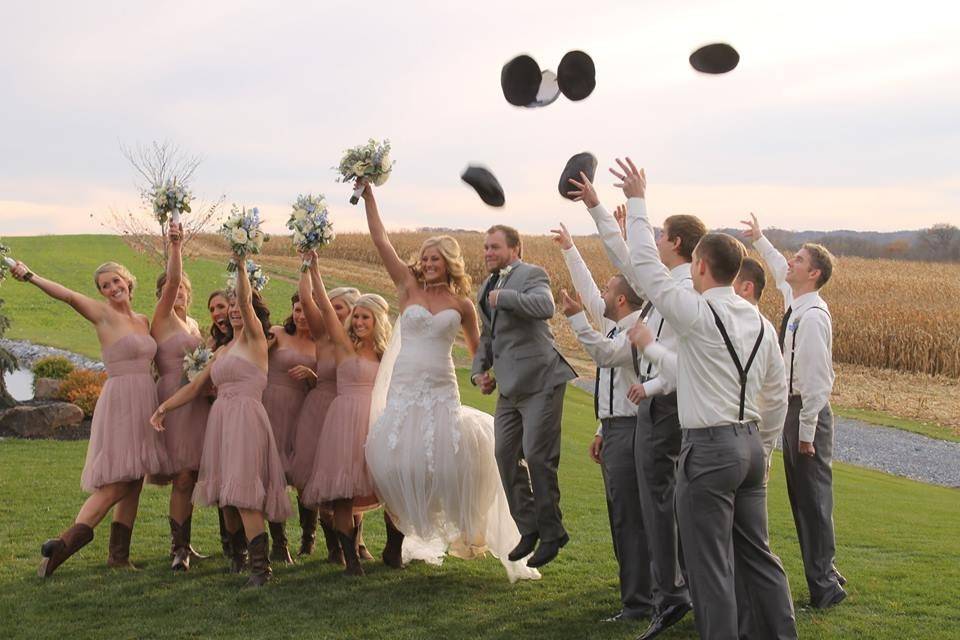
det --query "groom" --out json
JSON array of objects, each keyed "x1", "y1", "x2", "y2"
[{"x1": 472, "y1": 224, "x2": 577, "y2": 568}]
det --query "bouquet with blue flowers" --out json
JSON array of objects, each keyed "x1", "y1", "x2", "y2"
[
  {"x1": 226, "y1": 258, "x2": 269, "y2": 293},
  {"x1": 150, "y1": 179, "x2": 192, "y2": 226},
  {"x1": 335, "y1": 139, "x2": 394, "y2": 204},
  {"x1": 182, "y1": 344, "x2": 213, "y2": 384},
  {"x1": 287, "y1": 194, "x2": 334, "y2": 271},
  {"x1": 220, "y1": 205, "x2": 267, "y2": 267}
]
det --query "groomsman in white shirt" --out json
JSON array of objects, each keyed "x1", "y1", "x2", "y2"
[
  {"x1": 574, "y1": 159, "x2": 797, "y2": 640},
  {"x1": 742, "y1": 214, "x2": 847, "y2": 609},
  {"x1": 566, "y1": 179, "x2": 702, "y2": 639},
  {"x1": 552, "y1": 222, "x2": 654, "y2": 623}
]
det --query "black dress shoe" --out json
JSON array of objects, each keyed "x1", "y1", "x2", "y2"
[
  {"x1": 507, "y1": 532, "x2": 539, "y2": 562},
  {"x1": 833, "y1": 566, "x2": 847, "y2": 586},
  {"x1": 602, "y1": 611, "x2": 650, "y2": 623},
  {"x1": 813, "y1": 587, "x2": 847, "y2": 609},
  {"x1": 636, "y1": 602, "x2": 692, "y2": 640},
  {"x1": 526, "y1": 532, "x2": 569, "y2": 568}
]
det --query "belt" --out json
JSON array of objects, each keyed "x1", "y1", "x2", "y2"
[{"x1": 682, "y1": 422, "x2": 758, "y2": 441}]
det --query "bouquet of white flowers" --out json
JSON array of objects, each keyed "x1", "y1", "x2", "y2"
[
  {"x1": 219, "y1": 205, "x2": 267, "y2": 264},
  {"x1": 182, "y1": 344, "x2": 213, "y2": 384},
  {"x1": 287, "y1": 194, "x2": 334, "y2": 271},
  {"x1": 0, "y1": 244, "x2": 12, "y2": 283},
  {"x1": 149, "y1": 179, "x2": 192, "y2": 226},
  {"x1": 335, "y1": 139, "x2": 394, "y2": 204},
  {"x1": 226, "y1": 258, "x2": 269, "y2": 293}
]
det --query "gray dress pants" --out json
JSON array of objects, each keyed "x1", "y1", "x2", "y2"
[
  {"x1": 676, "y1": 423, "x2": 797, "y2": 640},
  {"x1": 601, "y1": 416, "x2": 654, "y2": 618},
  {"x1": 782, "y1": 397, "x2": 843, "y2": 606}
]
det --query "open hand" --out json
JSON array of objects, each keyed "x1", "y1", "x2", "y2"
[
  {"x1": 550, "y1": 223, "x2": 574, "y2": 250},
  {"x1": 559, "y1": 289, "x2": 583, "y2": 317},
  {"x1": 588, "y1": 435, "x2": 603, "y2": 464},
  {"x1": 614, "y1": 204, "x2": 627, "y2": 239},
  {"x1": 608, "y1": 157, "x2": 646, "y2": 199},
  {"x1": 566, "y1": 171, "x2": 600, "y2": 208},
  {"x1": 740, "y1": 212, "x2": 763, "y2": 242}
]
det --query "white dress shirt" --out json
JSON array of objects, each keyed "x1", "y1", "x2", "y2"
[
  {"x1": 586, "y1": 203, "x2": 690, "y2": 397},
  {"x1": 624, "y1": 197, "x2": 788, "y2": 462},
  {"x1": 754, "y1": 236, "x2": 835, "y2": 443}
]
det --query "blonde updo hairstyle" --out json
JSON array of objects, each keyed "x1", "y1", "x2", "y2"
[
  {"x1": 329, "y1": 286, "x2": 362, "y2": 308},
  {"x1": 407, "y1": 235, "x2": 472, "y2": 299},
  {"x1": 348, "y1": 293, "x2": 391, "y2": 357},
  {"x1": 94, "y1": 262, "x2": 137, "y2": 298},
  {"x1": 155, "y1": 271, "x2": 194, "y2": 307}
]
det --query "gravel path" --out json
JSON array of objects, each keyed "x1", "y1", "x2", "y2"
[
  {"x1": 572, "y1": 378, "x2": 960, "y2": 488},
  {"x1": 0, "y1": 339, "x2": 104, "y2": 370}
]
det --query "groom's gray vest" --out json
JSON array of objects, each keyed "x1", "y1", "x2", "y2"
[{"x1": 472, "y1": 261, "x2": 577, "y2": 398}]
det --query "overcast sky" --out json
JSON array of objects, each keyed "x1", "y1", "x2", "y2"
[{"x1": 2, "y1": 0, "x2": 958, "y2": 237}]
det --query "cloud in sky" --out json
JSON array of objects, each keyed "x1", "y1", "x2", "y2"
[{"x1": 1, "y1": 0, "x2": 957, "y2": 237}]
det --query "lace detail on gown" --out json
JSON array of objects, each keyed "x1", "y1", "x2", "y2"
[{"x1": 366, "y1": 305, "x2": 540, "y2": 582}]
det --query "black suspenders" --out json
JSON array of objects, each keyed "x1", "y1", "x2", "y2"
[
  {"x1": 784, "y1": 306, "x2": 830, "y2": 396},
  {"x1": 706, "y1": 302, "x2": 765, "y2": 422},
  {"x1": 594, "y1": 326, "x2": 619, "y2": 419}
]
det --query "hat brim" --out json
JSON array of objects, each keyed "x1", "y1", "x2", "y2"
[
  {"x1": 689, "y1": 43, "x2": 740, "y2": 74},
  {"x1": 461, "y1": 166, "x2": 506, "y2": 207}
]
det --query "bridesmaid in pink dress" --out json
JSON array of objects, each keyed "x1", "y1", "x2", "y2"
[
  {"x1": 290, "y1": 258, "x2": 367, "y2": 563},
  {"x1": 148, "y1": 223, "x2": 211, "y2": 571},
  {"x1": 299, "y1": 251, "x2": 389, "y2": 577},
  {"x1": 10, "y1": 259, "x2": 171, "y2": 578},
  {"x1": 152, "y1": 249, "x2": 291, "y2": 588},
  {"x1": 261, "y1": 295, "x2": 315, "y2": 563},
  {"x1": 205, "y1": 289, "x2": 235, "y2": 559}
]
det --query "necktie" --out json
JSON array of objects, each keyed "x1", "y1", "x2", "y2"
[{"x1": 778, "y1": 306, "x2": 793, "y2": 353}]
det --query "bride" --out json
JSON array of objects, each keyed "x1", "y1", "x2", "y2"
[{"x1": 358, "y1": 179, "x2": 540, "y2": 582}]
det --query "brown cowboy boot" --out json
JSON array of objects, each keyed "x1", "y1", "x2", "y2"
[
  {"x1": 382, "y1": 512, "x2": 404, "y2": 569},
  {"x1": 356, "y1": 516, "x2": 374, "y2": 561},
  {"x1": 244, "y1": 533, "x2": 272, "y2": 588},
  {"x1": 182, "y1": 516, "x2": 208, "y2": 561},
  {"x1": 319, "y1": 517, "x2": 344, "y2": 566},
  {"x1": 107, "y1": 522, "x2": 138, "y2": 570},
  {"x1": 268, "y1": 521, "x2": 294, "y2": 564},
  {"x1": 38, "y1": 523, "x2": 94, "y2": 578},
  {"x1": 297, "y1": 499, "x2": 318, "y2": 556},
  {"x1": 228, "y1": 527, "x2": 248, "y2": 573},
  {"x1": 217, "y1": 508, "x2": 232, "y2": 558},
  {"x1": 336, "y1": 528, "x2": 364, "y2": 577},
  {"x1": 170, "y1": 517, "x2": 190, "y2": 571}
]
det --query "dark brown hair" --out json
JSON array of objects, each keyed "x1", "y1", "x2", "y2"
[
  {"x1": 695, "y1": 233, "x2": 746, "y2": 285},
  {"x1": 663, "y1": 215, "x2": 708, "y2": 262},
  {"x1": 486, "y1": 224, "x2": 522, "y2": 259},
  {"x1": 207, "y1": 290, "x2": 232, "y2": 349},
  {"x1": 612, "y1": 274, "x2": 645, "y2": 310},
  {"x1": 736, "y1": 256, "x2": 766, "y2": 299},
  {"x1": 282, "y1": 293, "x2": 300, "y2": 335}
]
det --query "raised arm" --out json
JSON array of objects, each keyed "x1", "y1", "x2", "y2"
[
  {"x1": 312, "y1": 268, "x2": 353, "y2": 351},
  {"x1": 153, "y1": 223, "x2": 184, "y2": 325},
  {"x1": 561, "y1": 291, "x2": 634, "y2": 368},
  {"x1": 567, "y1": 173, "x2": 647, "y2": 299},
  {"x1": 298, "y1": 253, "x2": 328, "y2": 339},
  {"x1": 553, "y1": 223, "x2": 608, "y2": 330},
  {"x1": 11, "y1": 261, "x2": 104, "y2": 324},
  {"x1": 742, "y1": 213, "x2": 791, "y2": 309},
  {"x1": 615, "y1": 159, "x2": 700, "y2": 335},
  {"x1": 360, "y1": 181, "x2": 415, "y2": 290},
  {"x1": 233, "y1": 253, "x2": 265, "y2": 344},
  {"x1": 494, "y1": 266, "x2": 555, "y2": 319}
]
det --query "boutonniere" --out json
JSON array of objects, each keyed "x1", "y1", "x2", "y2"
[
  {"x1": 500, "y1": 264, "x2": 515, "y2": 277},
  {"x1": 788, "y1": 320, "x2": 800, "y2": 332}
]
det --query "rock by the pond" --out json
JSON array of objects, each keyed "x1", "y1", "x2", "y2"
[
  {"x1": 0, "y1": 401, "x2": 85, "y2": 438},
  {"x1": 33, "y1": 377, "x2": 62, "y2": 400}
]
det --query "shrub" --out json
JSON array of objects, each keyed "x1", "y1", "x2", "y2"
[
  {"x1": 56, "y1": 369, "x2": 107, "y2": 418},
  {"x1": 32, "y1": 356, "x2": 75, "y2": 381}
]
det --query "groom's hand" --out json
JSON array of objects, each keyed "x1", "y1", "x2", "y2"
[
  {"x1": 474, "y1": 372, "x2": 496, "y2": 395},
  {"x1": 609, "y1": 157, "x2": 646, "y2": 200},
  {"x1": 566, "y1": 171, "x2": 600, "y2": 208},
  {"x1": 487, "y1": 290, "x2": 500, "y2": 308}
]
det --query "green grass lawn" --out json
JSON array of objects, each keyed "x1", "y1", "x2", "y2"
[
  {"x1": 2, "y1": 235, "x2": 335, "y2": 359},
  {"x1": 0, "y1": 373, "x2": 958, "y2": 639}
]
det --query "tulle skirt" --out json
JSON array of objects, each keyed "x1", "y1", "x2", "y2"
[
  {"x1": 262, "y1": 383, "x2": 307, "y2": 477},
  {"x1": 287, "y1": 386, "x2": 337, "y2": 492},
  {"x1": 149, "y1": 372, "x2": 210, "y2": 481}
]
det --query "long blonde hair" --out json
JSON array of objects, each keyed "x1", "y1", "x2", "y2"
[
  {"x1": 348, "y1": 293, "x2": 391, "y2": 357},
  {"x1": 407, "y1": 235, "x2": 472, "y2": 298},
  {"x1": 94, "y1": 262, "x2": 137, "y2": 298}
]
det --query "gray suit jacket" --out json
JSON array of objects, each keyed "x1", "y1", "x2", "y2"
[{"x1": 471, "y1": 261, "x2": 577, "y2": 398}]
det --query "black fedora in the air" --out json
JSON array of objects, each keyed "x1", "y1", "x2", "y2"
[
  {"x1": 501, "y1": 54, "x2": 542, "y2": 106},
  {"x1": 689, "y1": 43, "x2": 740, "y2": 74},
  {"x1": 557, "y1": 50, "x2": 596, "y2": 101},
  {"x1": 558, "y1": 152, "x2": 598, "y2": 200},
  {"x1": 461, "y1": 165, "x2": 505, "y2": 207}
]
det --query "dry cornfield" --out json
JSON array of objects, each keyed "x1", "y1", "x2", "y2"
[{"x1": 229, "y1": 231, "x2": 960, "y2": 380}]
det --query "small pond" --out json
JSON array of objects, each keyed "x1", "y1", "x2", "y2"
[{"x1": 4, "y1": 368, "x2": 35, "y2": 402}]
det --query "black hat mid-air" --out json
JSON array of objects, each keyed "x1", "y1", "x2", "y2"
[
  {"x1": 689, "y1": 43, "x2": 740, "y2": 74},
  {"x1": 558, "y1": 152, "x2": 598, "y2": 200},
  {"x1": 461, "y1": 165, "x2": 506, "y2": 207},
  {"x1": 501, "y1": 55, "x2": 542, "y2": 106},
  {"x1": 557, "y1": 50, "x2": 596, "y2": 101}
]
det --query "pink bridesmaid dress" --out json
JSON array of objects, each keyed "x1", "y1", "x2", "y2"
[
  {"x1": 262, "y1": 347, "x2": 314, "y2": 476},
  {"x1": 152, "y1": 332, "x2": 210, "y2": 476},
  {"x1": 288, "y1": 357, "x2": 337, "y2": 492}
]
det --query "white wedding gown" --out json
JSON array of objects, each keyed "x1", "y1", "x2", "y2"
[{"x1": 365, "y1": 304, "x2": 540, "y2": 582}]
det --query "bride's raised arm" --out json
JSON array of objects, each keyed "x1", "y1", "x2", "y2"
[{"x1": 360, "y1": 180, "x2": 416, "y2": 292}]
